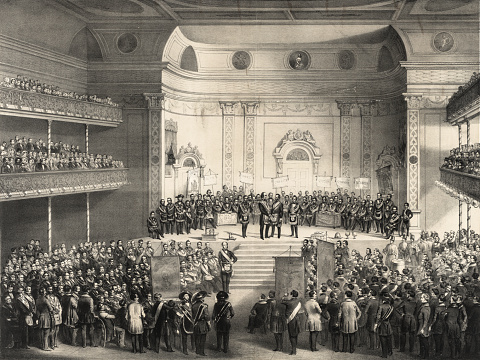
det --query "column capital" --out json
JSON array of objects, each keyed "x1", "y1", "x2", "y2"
[
  {"x1": 403, "y1": 93, "x2": 450, "y2": 109},
  {"x1": 336, "y1": 100, "x2": 354, "y2": 116},
  {"x1": 143, "y1": 93, "x2": 164, "y2": 109},
  {"x1": 357, "y1": 101, "x2": 377, "y2": 116},
  {"x1": 403, "y1": 93, "x2": 423, "y2": 109},
  {"x1": 241, "y1": 102, "x2": 259, "y2": 116},
  {"x1": 219, "y1": 101, "x2": 237, "y2": 115}
]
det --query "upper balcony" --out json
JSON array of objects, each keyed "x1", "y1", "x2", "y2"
[
  {"x1": 0, "y1": 86, "x2": 123, "y2": 127},
  {"x1": 0, "y1": 168, "x2": 128, "y2": 202},
  {"x1": 439, "y1": 167, "x2": 480, "y2": 203}
]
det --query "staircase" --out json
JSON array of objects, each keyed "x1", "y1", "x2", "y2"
[{"x1": 230, "y1": 238, "x2": 303, "y2": 290}]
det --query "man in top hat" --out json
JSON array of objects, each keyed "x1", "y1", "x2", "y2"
[
  {"x1": 218, "y1": 242, "x2": 237, "y2": 294},
  {"x1": 178, "y1": 291, "x2": 194, "y2": 355},
  {"x1": 212, "y1": 291, "x2": 234, "y2": 353},
  {"x1": 192, "y1": 291, "x2": 210, "y2": 356}
]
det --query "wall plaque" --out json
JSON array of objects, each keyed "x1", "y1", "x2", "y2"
[
  {"x1": 232, "y1": 51, "x2": 251, "y2": 70},
  {"x1": 337, "y1": 50, "x2": 356, "y2": 70},
  {"x1": 433, "y1": 32, "x2": 454, "y2": 52},
  {"x1": 117, "y1": 33, "x2": 138, "y2": 54},
  {"x1": 288, "y1": 51, "x2": 310, "y2": 70}
]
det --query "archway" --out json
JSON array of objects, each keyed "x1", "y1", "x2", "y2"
[
  {"x1": 173, "y1": 143, "x2": 206, "y2": 197},
  {"x1": 273, "y1": 129, "x2": 322, "y2": 194}
]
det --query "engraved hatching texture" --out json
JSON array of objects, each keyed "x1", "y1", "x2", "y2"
[
  {"x1": 223, "y1": 116, "x2": 234, "y2": 189},
  {"x1": 245, "y1": 116, "x2": 255, "y2": 174},
  {"x1": 150, "y1": 110, "x2": 161, "y2": 210},
  {"x1": 341, "y1": 116, "x2": 351, "y2": 178},
  {"x1": 408, "y1": 109, "x2": 419, "y2": 209}
]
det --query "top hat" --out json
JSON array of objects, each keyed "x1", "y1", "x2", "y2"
[{"x1": 192, "y1": 290, "x2": 208, "y2": 303}]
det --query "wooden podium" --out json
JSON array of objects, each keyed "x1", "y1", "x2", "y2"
[
  {"x1": 274, "y1": 256, "x2": 305, "y2": 298},
  {"x1": 316, "y1": 239, "x2": 335, "y2": 287}
]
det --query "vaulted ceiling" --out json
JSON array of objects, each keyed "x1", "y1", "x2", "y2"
[{"x1": 49, "y1": 0, "x2": 479, "y2": 23}]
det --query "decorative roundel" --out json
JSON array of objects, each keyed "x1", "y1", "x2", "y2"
[
  {"x1": 117, "y1": 33, "x2": 138, "y2": 54},
  {"x1": 433, "y1": 32, "x2": 455, "y2": 52},
  {"x1": 232, "y1": 51, "x2": 251, "y2": 70},
  {"x1": 337, "y1": 50, "x2": 356, "y2": 70},
  {"x1": 409, "y1": 155, "x2": 418, "y2": 165},
  {"x1": 288, "y1": 51, "x2": 310, "y2": 70}
]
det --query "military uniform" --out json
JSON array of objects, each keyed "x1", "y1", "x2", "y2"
[
  {"x1": 239, "y1": 201, "x2": 250, "y2": 238},
  {"x1": 288, "y1": 201, "x2": 300, "y2": 238},
  {"x1": 166, "y1": 200, "x2": 175, "y2": 235},
  {"x1": 282, "y1": 295, "x2": 302, "y2": 355},
  {"x1": 212, "y1": 292, "x2": 234, "y2": 353},
  {"x1": 218, "y1": 245, "x2": 237, "y2": 293},
  {"x1": 375, "y1": 298, "x2": 394, "y2": 358},
  {"x1": 270, "y1": 198, "x2": 283, "y2": 238},
  {"x1": 192, "y1": 292, "x2": 210, "y2": 356}
]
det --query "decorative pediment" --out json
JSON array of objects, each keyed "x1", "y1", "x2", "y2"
[
  {"x1": 175, "y1": 142, "x2": 206, "y2": 168},
  {"x1": 278, "y1": 129, "x2": 317, "y2": 147}
]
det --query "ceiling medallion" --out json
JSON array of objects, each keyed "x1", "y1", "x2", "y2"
[
  {"x1": 433, "y1": 32, "x2": 455, "y2": 52},
  {"x1": 232, "y1": 51, "x2": 251, "y2": 70},
  {"x1": 288, "y1": 51, "x2": 310, "y2": 70},
  {"x1": 117, "y1": 33, "x2": 138, "y2": 54},
  {"x1": 337, "y1": 50, "x2": 356, "y2": 70}
]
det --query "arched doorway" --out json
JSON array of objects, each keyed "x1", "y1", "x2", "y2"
[
  {"x1": 173, "y1": 143, "x2": 206, "y2": 197},
  {"x1": 283, "y1": 148, "x2": 312, "y2": 194},
  {"x1": 273, "y1": 129, "x2": 322, "y2": 194}
]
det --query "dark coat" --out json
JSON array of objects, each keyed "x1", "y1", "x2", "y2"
[
  {"x1": 192, "y1": 301, "x2": 210, "y2": 335},
  {"x1": 61, "y1": 294, "x2": 78, "y2": 328},
  {"x1": 213, "y1": 300, "x2": 234, "y2": 333},
  {"x1": 365, "y1": 297, "x2": 379, "y2": 332},
  {"x1": 282, "y1": 297, "x2": 302, "y2": 336},
  {"x1": 326, "y1": 299, "x2": 340, "y2": 333},
  {"x1": 268, "y1": 298, "x2": 286, "y2": 333},
  {"x1": 466, "y1": 303, "x2": 480, "y2": 335},
  {"x1": 77, "y1": 294, "x2": 95, "y2": 324},
  {"x1": 375, "y1": 302, "x2": 393, "y2": 336}
]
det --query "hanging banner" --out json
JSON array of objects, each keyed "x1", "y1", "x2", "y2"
[
  {"x1": 316, "y1": 176, "x2": 332, "y2": 188},
  {"x1": 272, "y1": 176, "x2": 290, "y2": 189},
  {"x1": 203, "y1": 174, "x2": 217, "y2": 186},
  {"x1": 239, "y1": 172, "x2": 254, "y2": 184},
  {"x1": 187, "y1": 168, "x2": 200, "y2": 195},
  {"x1": 355, "y1": 177, "x2": 371, "y2": 190},
  {"x1": 335, "y1": 177, "x2": 350, "y2": 189}
]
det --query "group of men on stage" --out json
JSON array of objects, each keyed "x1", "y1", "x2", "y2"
[{"x1": 147, "y1": 187, "x2": 414, "y2": 240}]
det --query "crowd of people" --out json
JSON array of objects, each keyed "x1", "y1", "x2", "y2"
[
  {"x1": 442, "y1": 145, "x2": 480, "y2": 176},
  {"x1": 0, "y1": 135, "x2": 124, "y2": 173},
  {"x1": 1, "y1": 74, "x2": 118, "y2": 106},
  {"x1": 0, "y1": 235, "x2": 236, "y2": 354},
  {"x1": 147, "y1": 187, "x2": 413, "y2": 240}
]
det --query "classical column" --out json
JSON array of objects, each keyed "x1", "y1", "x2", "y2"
[
  {"x1": 220, "y1": 102, "x2": 237, "y2": 190},
  {"x1": 359, "y1": 101, "x2": 376, "y2": 196},
  {"x1": 47, "y1": 120, "x2": 52, "y2": 157},
  {"x1": 144, "y1": 93, "x2": 165, "y2": 211},
  {"x1": 466, "y1": 119, "x2": 471, "y2": 240},
  {"x1": 85, "y1": 125, "x2": 89, "y2": 155},
  {"x1": 458, "y1": 124, "x2": 463, "y2": 235},
  {"x1": 47, "y1": 197, "x2": 52, "y2": 253},
  {"x1": 241, "y1": 102, "x2": 259, "y2": 191},
  {"x1": 86, "y1": 193, "x2": 90, "y2": 243},
  {"x1": 336, "y1": 101, "x2": 353, "y2": 178}
]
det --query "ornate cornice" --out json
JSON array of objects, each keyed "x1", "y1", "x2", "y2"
[
  {"x1": 403, "y1": 93, "x2": 450, "y2": 109},
  {"x1": 0, "y1": 168, "x2": 128, "y2": 202}
]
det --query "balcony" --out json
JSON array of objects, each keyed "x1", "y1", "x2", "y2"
[
  {"x1": 0, "y1": 87, "x2": 123, "y2": 127},
  {"x1": 0, "y1": 168, "x2": 128, "y2": 201},
  {"x1": 439, "y1": 167, "x2": 480, "y2": 202}
]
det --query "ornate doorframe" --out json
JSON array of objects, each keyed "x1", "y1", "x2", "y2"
[{"x1": 172, "y1": 143, "x2": 206, "y2": 196}]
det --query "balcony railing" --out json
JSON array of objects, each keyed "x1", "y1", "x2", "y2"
[
  {"x1": 0, "y1": 168, "x2": 128, "y2": 201},
  {"x1": 0, "y1": 87, "x2": 123, "y2": 126},
  {"x1": 439, "y1": 167, "x2": 480, "y2": 202}
]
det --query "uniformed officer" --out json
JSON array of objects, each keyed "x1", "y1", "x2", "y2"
[
  {"x1": 212, "y1": 291, "x2": 234, "y2": 353},
  {"x1": 192, "y1": 291, "x2": 211, "y2": 356},
  {"x1": 175, "y1": 195, "x2": 186, "y2": 235},
  {"x1": 288, "y1": 196, "x2": 300, "y2": 238},
  {"x1": 270, "y1": 194, "x2": 283, "y2": 238},
  {"x1": 165, "y1": 198, "x2": 175, "y2": 235},
  {"x1": 267, "y1": 290, "x2": 286, "y2": 352},
  {"x1": 374, "y1": 292, "x2": 394, "y2": 358},
  {"x1": 239, "y1": 197, "x2": 250, "y2": 238},
  {"x1": 178, "y1": 291, "x2": 194, "y2": 355},
  {"x1": 218, "y1": 242, "x2": 237, "y2": 293},
  {"x1": 258, "y1": 192, "x2": 270, "y2": 240}
]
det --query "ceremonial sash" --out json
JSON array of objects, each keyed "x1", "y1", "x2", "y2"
[
  {"x1": 381, "y1": 305, "x2": 394, "y2": 322},
  {"x1": 180, "y1": 304, "x2": 194, "y2": 334},
  {"x1": 154, "y1": 302, "x2": 164, "y2": 323},
  {"x1": 221, "y1": 250, "x2": 234, "y2": 265},
  {"x1": 214, "y1": 302, "x2": 231, "y2": 323},
  {"x1": 287, "y1": 302, "x2": 301, "y2": 324},
  {"x1": 193, "y1": 303, "x2": 206, "y2": 326}
]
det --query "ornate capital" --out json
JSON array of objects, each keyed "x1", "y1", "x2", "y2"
[
  {"x1": 403, "y1": 93, "x2": 423, "y2": 109},
  {"x1": 358, "y1": 101, "x2": 377, "y2": 116},
  {"x1": 144, "y1": 93, "x2": 164, "y2": 109},
  {"x1": 219, "y1": 101, "x2": 237, "y2": 115},
  {"x1": 336, "y1": 101, "x2": 354, "y2": 116},
  {"x1": 241, "y1": 102, "x2": 259, "y2": 116}
]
